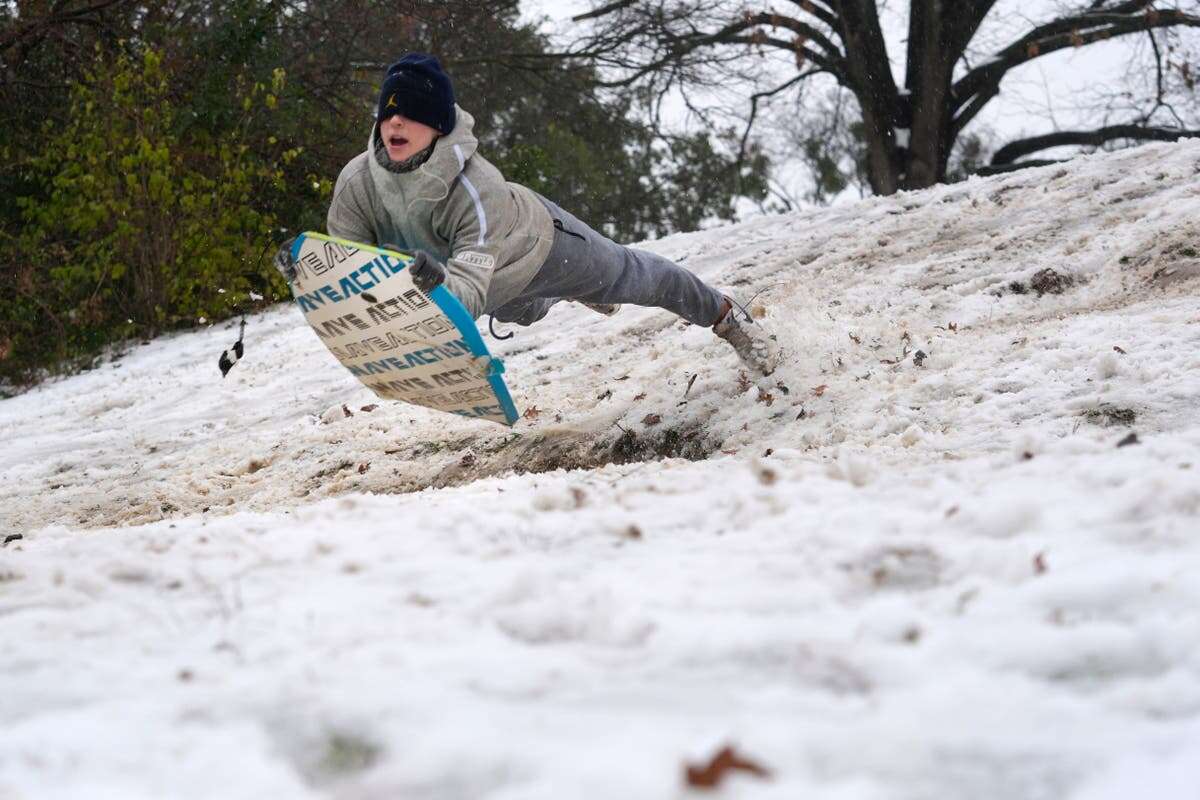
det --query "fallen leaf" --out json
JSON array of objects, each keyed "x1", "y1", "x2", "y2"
[
  {"x1": 634, "y1": 392, "x2": 647, "y2": 401},
  {"x1": 460, "y1": 452, "x2": 476, "y2": 467},
  {"x1": 642, "y1": 413, "x2": 662, "y2": 427},
  {"x1": 684, "y1": 373, "x2": 698, "y2": 398},
  {"x1": 849, "y1": 332, "x2": 862, "y2": 345},
  {"x1": 913, "y1": 349, "x2": 927, "y2": 367},
  {"x1": 756, "y1": 388, "x2": 774, "y2": 406},
  {"x1": 811, "y1": 384, "x2": 828, "y2": 397},
  {"x1": 357, "y1": 462, "x2": 370, "y2": 475},
  {"x1": 1113, "y1": 345, "x2": 1127, "y2": 355},
  {"x1": 342, "y1": 404, "x2": 354, "y2": 418},
  {"x1": 684, "y1": 745, "x2": 773, "y2": 789},
  {"x1": 615, "y1": 374, "x2": 630, "y2": 381},
  {"x1": 736, "y1": 372, "x2": 752, "y2": 395},
  {"x1": 523, "y1": 406, "x2": 542, "y2": 420},
  {"x1": 597, "y1": 389, "x2": 613, "y2": 401},
  {"x1": 360, "y1": 404, "x2": 379, "y2": 412}
]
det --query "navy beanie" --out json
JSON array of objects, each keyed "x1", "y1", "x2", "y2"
[{"x1": 376, "y1": 54, "x2": 456, "y2": 135}]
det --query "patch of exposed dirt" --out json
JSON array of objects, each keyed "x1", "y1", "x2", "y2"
[
  {"x1": 1029, "y1": 268, "x2": 1075, "y2": 296},
  {"x1": 1080, "y1": 404, "x2": 1137, "y2": 427},
  {"x1": 427, "y1": 424, "x2": 719, "y2": 490}
]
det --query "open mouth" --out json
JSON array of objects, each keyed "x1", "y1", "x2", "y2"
[{"x1": 388, "y1": 136, "x2": 409, "y2": 149}]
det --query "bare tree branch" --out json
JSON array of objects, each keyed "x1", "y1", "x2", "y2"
[
  {"x1": 571, "y1": 0, "x2": 638, "y2": 23},
  {"x1": 953, "y1": 4, "x2": 1200, "y2": 134},
  {"x1": 992, "y1": 123, "x2": 1200, "y2": 165}
]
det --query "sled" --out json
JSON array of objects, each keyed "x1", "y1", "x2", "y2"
[{"x1": 288, "y1": 232, "x2": 519, "y2": 426}]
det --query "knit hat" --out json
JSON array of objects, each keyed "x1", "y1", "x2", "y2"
[{"x1": 376, "y1": 54, "x2": 456, "y2": 135}]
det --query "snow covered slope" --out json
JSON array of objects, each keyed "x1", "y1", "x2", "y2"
[{"x1": 1, "y1": 141, "x2": 1198, "y2": 799}]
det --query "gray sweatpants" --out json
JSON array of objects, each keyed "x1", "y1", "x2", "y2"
[{"x1": 489, "y1": 197, "x2": 725, "y2": 327}]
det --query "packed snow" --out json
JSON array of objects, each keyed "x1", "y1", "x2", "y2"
[{"x1": 2, "y1": 141, "x2": 1199, "y2": 799}]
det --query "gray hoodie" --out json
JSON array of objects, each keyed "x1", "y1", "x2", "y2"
[{"x1": 326, "y1": 106, "x2": 555, "y2": 319}]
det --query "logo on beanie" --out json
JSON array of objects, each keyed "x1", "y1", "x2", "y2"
[{"x1": 387, "y1": 94, "x2": 398, "y2": 109}]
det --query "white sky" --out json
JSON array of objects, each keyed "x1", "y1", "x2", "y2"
[{"x1": 519, "y1": 1, "x2": 1196, "y2": 205}]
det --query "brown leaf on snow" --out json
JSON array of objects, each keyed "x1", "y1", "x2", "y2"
[
  {"x1": 597, "y1": 389, "x2": 613, "y2": 401},
  {"x1": 634, "y1": 392, "x2": 647, "y2": 401},
  {"x1": 755, "y1": 388, "x2": 774, "y2": 406},
  {"x1": 357, "y1": 462, "x2": 370, "y2": 475},
  {"x1": 360, "y1": 404, "x2": 379, "y2": 413},
  {"x1": 642, "y1": 413, "x2": 662, "y2": 427},
  {"x1": 811, "y1": 384, "x2": 828, "y2": 397},
  {"x1": 342, "y1": 404, "x2": 354, "y2": 418},
  {"x1": 736, "y1": 372, "x2": 752, "y2": 395},
  {"x1": 684, "y1": 745, "x2": 773, "y2": 789},
  {"x1": 848, "y1": 332, "x2": 862, "y2": 345},
  {"x1": 1116, "y1": 432, "x2": 1140, "y2": 448},
  {"x1": 523, "y1": 406, "x2": 542, "y2": 420},
  {"x1": 1113, "y1": 345, "x2": 1127, "y2": 355}
]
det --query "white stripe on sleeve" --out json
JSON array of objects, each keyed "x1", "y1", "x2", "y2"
[
  {"x1": 451, "y1": 144, "x2": 487, "y2": 245},
  {"x1": 459, "y1": 174, "x2": 488, "y2": 246}
]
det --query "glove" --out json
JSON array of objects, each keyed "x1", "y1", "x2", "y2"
[
  {"x1": 409, "y1": 249, "x2": 446, "y2": 293},
  {"x1": 273, "y1": 237, "x2": 298, "y2": 282}
]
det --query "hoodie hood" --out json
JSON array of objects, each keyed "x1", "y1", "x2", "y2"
[{"x1": 367, "y1": 105, "x2": 479, "y2": 215}]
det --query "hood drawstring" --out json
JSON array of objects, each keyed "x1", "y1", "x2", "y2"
[
  {"x1": 488, "y1": 316, "x2": 514, "y2": 340},
  {"x1": 406, "y1": 155, "x2": 452, "y2": 214}
]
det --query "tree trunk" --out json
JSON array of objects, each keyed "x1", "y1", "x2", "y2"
[
  {"x1": 900, "y1": 0, "x2": 956, "y2": 191},
  {"x1": 834, "y1": 0, "x2": 901, "y2": 195}
]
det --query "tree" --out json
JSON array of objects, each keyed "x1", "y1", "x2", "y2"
[
  {"x1": 552, "y1": 0, "x2": 1200, "y2": 196},
  {"x1": 283, "y1": 0, "x2": 768, "y2": 239}
]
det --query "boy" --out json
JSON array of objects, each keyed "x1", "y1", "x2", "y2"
[{"x1": 276, "y1": 54, "x2": 779, "y2": 376}]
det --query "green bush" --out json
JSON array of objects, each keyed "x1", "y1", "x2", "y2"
[{"x1": 1, "y1": 46, "x2": 306, "y2": 387}]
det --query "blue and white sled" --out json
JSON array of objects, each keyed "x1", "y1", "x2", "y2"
[{"x1": 288, "y1": 232, "x2": 518, "y2": 426}]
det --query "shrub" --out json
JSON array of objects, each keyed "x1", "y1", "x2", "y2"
[{"x1": 1, "y1": 46, "x2": 304, "y2": 386}]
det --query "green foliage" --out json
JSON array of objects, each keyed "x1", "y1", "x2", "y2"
[
  {"x1": 0, "y1": 46, "x2": 297, "y2": 385},
  {"x1": 0, "y1": 2, "x2": 771, "y2": 385}
]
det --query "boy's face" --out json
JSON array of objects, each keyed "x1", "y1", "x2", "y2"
[{"x1": 379, "y1": 114, "x2": 437, "y2": 162}]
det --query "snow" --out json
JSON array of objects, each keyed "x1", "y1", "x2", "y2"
[{"x1": 2, "y1": 140, "x2": 1200, "y2": 798}]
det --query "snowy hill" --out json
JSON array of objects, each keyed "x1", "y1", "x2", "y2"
[{"x1": 1, "y1": 141, "x2": 1199, "y2": 799}]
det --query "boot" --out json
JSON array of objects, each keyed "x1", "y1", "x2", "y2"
[{"x1": 713, "y1": 299, "x2": 780, "y2": 376}]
